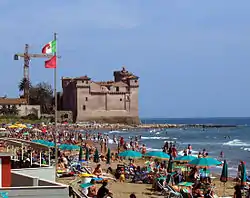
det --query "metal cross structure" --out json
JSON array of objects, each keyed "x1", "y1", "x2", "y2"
[{"x1": 14, "y1": 44, "x2": 53, "y2": 104}]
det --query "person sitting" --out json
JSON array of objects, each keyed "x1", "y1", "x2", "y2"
[
  {"x1": 97, "y1": 181, "x2": 112, "y2": 198},
  {"x1": 93, "y1": 164, "x2": 103, "y2": 177},
  {"x1": 87, "y1": 179, "x2": 97, "y2": 198}
]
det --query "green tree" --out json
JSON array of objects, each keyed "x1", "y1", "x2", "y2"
[
  {"x1": 29, "y1": 82, "x2": 54, "y2": 114},
  {"x1": 0, "y1": 105, "x2": 9, "y2": 115},
  {"x1": 18, "y1": 78, "x2": 31, "y2": 92},
  {"x1": 8, "y1": 105, "x2": 19, "y2": 115}
]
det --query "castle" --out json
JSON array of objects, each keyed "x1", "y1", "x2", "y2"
[{"x1": 61, "y1": 67, "x2": 139, "y2": 124}]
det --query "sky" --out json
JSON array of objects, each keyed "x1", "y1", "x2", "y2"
[{"x1": 1, "y1": 0, "x2": 250, "y2": 118}]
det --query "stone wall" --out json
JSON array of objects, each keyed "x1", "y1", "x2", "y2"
[
  {"x1": 18, "y1": 105, "x2": 41, "y2": 118},
  {"x1": 57, "y1": 111, "x2": 73, "y2": 123}
]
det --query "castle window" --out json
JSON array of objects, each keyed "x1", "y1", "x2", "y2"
[
  {"x1": 126, "y1": 87, "x2": 130, "y2": 92},
  {"x1": 85, "y1": 97, "x2": 88, "y2": 101},
  {"x1": 120, "y1": 98, "x2": 122, "y2": 101},
  {"x1": 116, "y1": 87, "x2": 119, "y2": 92},
  {"x1": 83, "y1": 105, "x2": 86, "y2": 111},
  {"x1": 135, "y1": 80, "x2": 138, "y2": 83}
]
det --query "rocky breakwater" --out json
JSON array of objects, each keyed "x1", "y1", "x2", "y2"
[{"x1": 75, "y1": 123, "x2": 238, "y2": 130}]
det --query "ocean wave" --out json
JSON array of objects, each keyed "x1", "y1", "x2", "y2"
[
  {"x1": 147, "y1": 147, "x2": 162, "y2": 152},
  {"x1": 223, "y1": 139, "x2": 250, "y2": 147},
  {"x1": 241, "y1": 147, "x2": 250, "y2": 152},
  {"x1": 107, "y1": 130, "x2": 126, "y2": 134},
  {"x1": 141, "y1": 136, "x2": 170, "y2": 140}
]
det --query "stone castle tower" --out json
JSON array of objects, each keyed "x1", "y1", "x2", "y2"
[{"x1": 61, "y1": 67, "x2": 139, "y2": 124}]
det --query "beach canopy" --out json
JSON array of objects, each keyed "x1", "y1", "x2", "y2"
[
  {"x1": 175, "y1": 155, "x2": 197, "y2": 162},
  {"x1": 59, "y1": 144, "x2": 80, "y2": 151},
  {"x1": 118, "y1": 150, "x2": 142, "y2": 159},
  {"x1": 188, "y1": 157, "x2": 222, "y2": 167},
  {"x1": 220, "y1": 160, "x2": 228, "y2": 183},
  {"x1": 145, "y1": 151, "x2": 170, "y2": 159},
  {"x1": 32, "y1": 139, "x2": 55, "y2": 147}
]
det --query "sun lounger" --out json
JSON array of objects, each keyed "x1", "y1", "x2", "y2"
[{"x1": 157, "y1": 181, "x2": 183, "y2": 198}]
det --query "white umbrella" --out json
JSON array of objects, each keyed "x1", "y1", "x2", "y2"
[
  {"x1": 32, "y1": 128, "x2": 42, "y2": 133},
  {"x1": 0, "y1": 128, "x2": 6, "y2": 131}
]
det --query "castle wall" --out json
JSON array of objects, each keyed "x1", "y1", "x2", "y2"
[
  {"x1": 76, "y1": 87, "x2": 139, "y2": 124},
  {"x1": 62, "y1": 68, "x2": 140, "y2": 124}
]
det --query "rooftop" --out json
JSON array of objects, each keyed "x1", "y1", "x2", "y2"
[{"x1": 0, "y1": 98, "x2": 27, "y2": 105}]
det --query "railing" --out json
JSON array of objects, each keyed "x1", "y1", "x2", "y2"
[{"x1": 69, "y1": 186, "x2": 83, "y2": 198}]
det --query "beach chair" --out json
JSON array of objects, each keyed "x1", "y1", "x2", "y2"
[
  {"x1": 157, "y1": 181, "x2": 183, "y2": 198},
  {"x1": 164, "y1": 184, "x2": 183, "y2": 198}
]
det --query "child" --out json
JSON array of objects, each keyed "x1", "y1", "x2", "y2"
[{"x1": 119, "y1": 168, "x2": 125, "y2": 182}]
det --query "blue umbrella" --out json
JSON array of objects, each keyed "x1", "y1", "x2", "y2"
[
  {"x1": 175, "y1": 155, "x2": 197, "y2": 162},
  {"x1": 145, "y1": 151, "x2": 170, "y2": 159},
  {"x1": 188, "y1": 157, "x2": 222, "y2": 167},
  {"x1": 118, "y1": 150, "x2": 142, "y2": 159}
]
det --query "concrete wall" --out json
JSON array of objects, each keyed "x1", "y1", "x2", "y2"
[
  {"x1": 0, "y1": 186, "x2": 69, "y2": 198},
  {"x1": 18, "y1": 105, "x2": 41, "y2": 118},
  {"x1": 4, "y1": 171, "x2": 69, "y2": 198},
  {"x1": 12, "y1": 167, "x2": 56, "y2": 182}
]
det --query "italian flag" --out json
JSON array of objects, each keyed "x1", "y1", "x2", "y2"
[{"x1": 42, "y1": 40, "x2": 56, "y2": 54}]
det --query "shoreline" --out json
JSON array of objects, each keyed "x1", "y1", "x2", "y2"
[{"x1": 71, "y1": 123, "x2": 241, "y2": 130}]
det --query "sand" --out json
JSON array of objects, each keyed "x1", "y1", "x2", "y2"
[{"x1": 57, "y1": 160, "x2": 236, "y2": 198}]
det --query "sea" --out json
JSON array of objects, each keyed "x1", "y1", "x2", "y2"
[{"x1": 106, "y1": 117, "x2": 250, "y2": 177}]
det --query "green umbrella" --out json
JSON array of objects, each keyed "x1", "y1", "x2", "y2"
[
  {"x1": 79, "y1": 147, "x2": 83, "y2": 162},
  {"x1": 188, "y1": 157, "x2": 222, "y2": 167},
  {"x1": 118, "y1": 150, "x2": 142, "y2": 159},
  {"x1": 175, "y1": 155, "x2": 197, "y2": 162},
  {"x1": 106, "y1": 148, "x2": 111, "y2": 164},
  {"x1": 80, "y1": 183, "x2": 93, "y2": 188},
  {"x1": 167, "y1": 155, "x2": 174, "y2": 173},
  {"x1": 220, "y1": 160, "x2": 228, "y2": 196},
  {"x1": 241, "y1": 162, "x2": 247, "y2": 186},
  {"x1": 93, "y1": 149, "x2": 99, "y2": 163},
  {"x1": 85, "y1": 147, "x2": 89, "y2": 161},
  {"x1": 220, "y1": 160, "x2": 228, "y2": 183},
  {"x1": 145, "y1": 151, "x2": 170, "y2": 159},
  {"x1": 178, "y1": 182, "x2": 194, "y2": 187}
]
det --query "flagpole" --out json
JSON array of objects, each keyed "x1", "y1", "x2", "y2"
[{"x1": 53, "y1": 32, "x2": 58, "y2": 179}]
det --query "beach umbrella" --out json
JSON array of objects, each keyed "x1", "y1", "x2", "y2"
[
  {"x1": 241, "y1": 162, "x2": 247, "y2": 186},
  {"x1": 167, "y1": 155, "x2": 174, "y2": 173},
  {"x1": 220, "y1": 160, "x2": 228, "y2": 182},
  {"x1": 175, "y1": 155, "x2": 197, "y2": 162},
  {"x1": 106, "y1": 148, "x2": 111, "y2": 164},
  {"x1": 93, "y1": 149, "x2": 99, "y2": 163},
  {"x1": 220, "y1": 160, "x2": 228, "y2": 196},
  {"x1": 79, "y1": 146, "x2": 83, "y2": 162},
  {"x1": 145, "y1": 151, "x2": 170, "y2": 159},
  {"x1": 85, "y1": 147, "x2": 89, "y2": 161},
  {"x1": 118, "y1": 150, "x2": 142, "y2": 159},
  {"x1": 188, "y1": 157, "x2": 222, "y2": 167}
]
